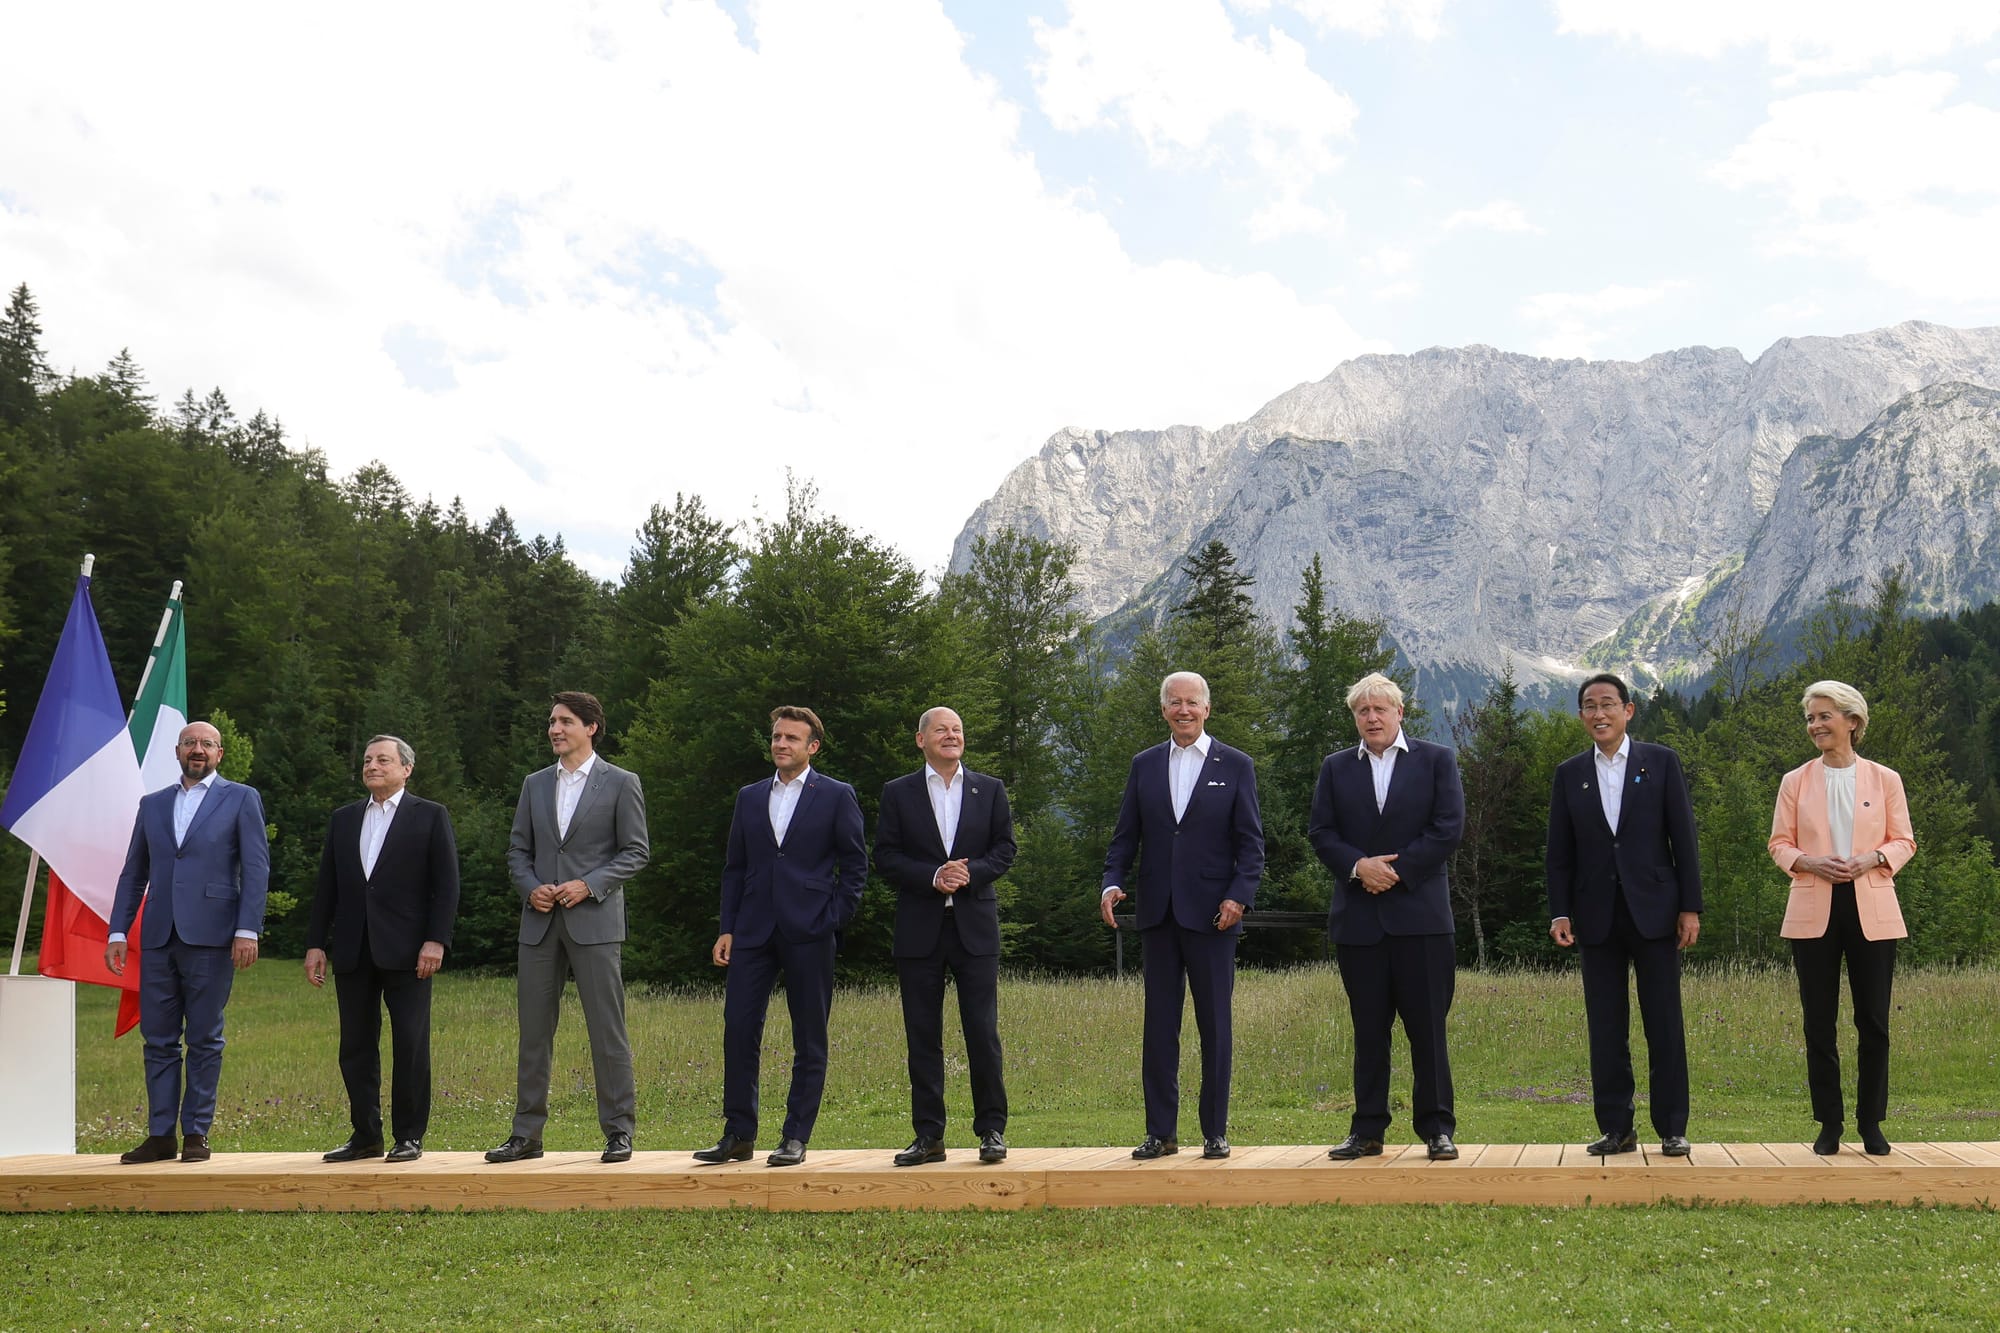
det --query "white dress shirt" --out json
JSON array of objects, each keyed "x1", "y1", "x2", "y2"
[
  {"x1": 555, "y1": 753, "x2": 596, "y2": 840},
  {"x1": 173, "y1": 771, "x2": 216, "y2": 846},
  {"x1": 1170, "y1": 732, "x2": 1212, "y2": 822},
  {"x1": 1594, "y1": 736, "x2": 1630, "y2": 834},
  {"x1": 360, "y1": 787, "x2": 404, "y2": 878},
  {"x1": 1359, "y1": 730, "x2": 1410, "y2": 813},
  {"x1": 926, "y1": 763, "x2": 964, "y2": 900},
  {"x1": 770, "y1": 765, "x2": 812, "y2": 845}
]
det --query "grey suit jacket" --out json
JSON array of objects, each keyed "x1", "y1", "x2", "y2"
[{"x1": 508, "y1": 757, "x2": 650, "y2": 946}]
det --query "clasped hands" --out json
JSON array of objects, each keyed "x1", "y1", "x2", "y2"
[
  {"x1": 933, "y1": 859, "x2": 971, "y2": 893},
  {"x1": 529, "y1": 880, "x2": 591, "y2": 913},
  {"x1": 1353, "y1": 853, "x2": 1401, "y2": 894},
  {"x1": 1797, "y1": 852, "x2": 1880, "y2": 883}
]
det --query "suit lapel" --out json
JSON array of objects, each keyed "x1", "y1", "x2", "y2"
[
  {"x1": 540, "y1": 766, "x2": 563, "y2": 843},
  {"x1": 181, "y1": 777, "x2": 229, "y2": 843},
  {"x1": 1798, "y1": 761, "x2": 1829, "y2": 855},
  {"x1": 918, "y1": 772, "x2": 952, "y2": 860},
  {"x1": 368, "y1": 796, "x2": 414, "y2": 880}
]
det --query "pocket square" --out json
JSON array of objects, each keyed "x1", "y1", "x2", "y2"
[{"x1": 1206, "y1": 780, "x2": 1227, "y2": 787}]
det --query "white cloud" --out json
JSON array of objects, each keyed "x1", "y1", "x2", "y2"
[
  {"x1": 1555, "y1": 0, "x2": 2000, "y2": 80},
  {"x1": 1032, "y1": 0, "x2": 1356, "y2": 237},
  {"x1": 1232, "y1": 0, "x2": 1447, "y2": 41},
  {"x1": 1715, "y1": 72, "x2": 2000, "y2": 298},
  {"x1": 1518, "y1": 280, "x2": 1688, "y2": 357},
  {"x1": 1442, "y1": 200, "x2": 1543, "y2": 233},
  {"x1": 0, "y1": 0, "x2": 1375, "y2": 574}
]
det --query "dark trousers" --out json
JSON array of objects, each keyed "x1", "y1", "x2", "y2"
[
  {"x1": 722, "y1": 932, "x2": 837, "y2": 1144},
  {"x1": 1791, "y1": 882, "x2": 1897, "y2": 1128},
  {"x1": 334, "y1": 939, "x2": 433, "y2": 1143},
  {"x1": 1140, "y1": 922, "x2": 1236, "y2": 1142},
  {"x1": 139, "y1": 929, "x2": 236, "y2": 1137},
  {"x1": 1337, "y1": 932, "x2": 1456, "y2": 1140},
  {"x1": 1580, "y1": 892, "x2": 1689, "y2": 1138},
  {"x1": 897, "y1": 909, "x2": 1007, "y2": 1139}
]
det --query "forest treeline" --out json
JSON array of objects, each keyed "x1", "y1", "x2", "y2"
[{"x1": 4, "y1": 282, "x2": 1998, "y2": 980}]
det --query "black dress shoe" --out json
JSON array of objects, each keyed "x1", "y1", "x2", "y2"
[
  {"x1": 1812, "y1": 1123, "x2": 1843, "y2": 1155},
  {"x1": 1587, "y1": 1130, "x2": 1638, "y2": 1156},
  {"x1": 978, "y1": 1131, "x2": 1007, "y2": 1164},
  {"x1": 1327, "y1": 1133, "x2": 1383, "y2": 1160},
  {"x1": 693, "y1": 1134, "x2": 754, "y2": 1163},
  {"x1": 893, "y1": 1136, "x2": 946, "y2": 1166},
  {"x1": 1202, "y1": 1137, "x2": 1231, "y2": 1159},
  {"x1": 180, "y1": 1133, "x2": 212, "y2": 1163},
  {"x1": 322, "y1": 1137, "x2": 385, "y2": 1163},
  {"x1": 119, "y1": 1133, "x2": 177, "y2": 1164},
  {"x1": 602, "y1": 1132, "x2": 633, "y2": 1163},
  {"x1": 1860, "y1": 1123, "x2": 1892, "y2": 1156},
  {"x1": 1131, "y1": 1136, "x2": 1179, "y2": 1160},
  {"x1": 484, "y1": 1135, "x2": 544, "y2": 1164},
  {"x1": 767, "y1": 1138, "x2": 807, "y2": 1167},
  {"x1": 1426, "y1": 1134, "x2": 1459, "y2": 1161},
  {"x1": 1660, "y1": 1135, "x2": 1691, "y2": 1157},
  {"x1": 386, "y1": 1139, "x2": 424, "y2": 1163}
]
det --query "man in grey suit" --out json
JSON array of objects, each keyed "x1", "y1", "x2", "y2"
[{"x1": 485, "y1": 691, "x2": 650, "y2": 1165}]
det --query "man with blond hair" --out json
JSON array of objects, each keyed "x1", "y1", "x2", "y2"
[{"x1": 1309, "y1": 673, "x2": 1466, "y2": 1161}]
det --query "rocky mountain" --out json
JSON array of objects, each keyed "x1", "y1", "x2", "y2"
[
  {"x1": 950, "y1": 322, "x2": 2000, "y2": 704},
  {"x1": 1603, "y1": 381, "x2": 2000, "y2": 673}
]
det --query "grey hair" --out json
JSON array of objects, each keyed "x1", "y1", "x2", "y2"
[
  {"x1": 1159, "y1": 671, "x2": 1211, "y2": 708},
  {"x1": 367, "y1": 734, "x2": 417, "y2": 768},
  {"x1": 916, "y1": 706, "x2": 962, "y2": 732},
  {"x1": 1801, "y1": 680, "x2": 1869, "y2": 745},
  {"x1": 1345, "y1": 672, "x2": 1405, "y2": 711}
]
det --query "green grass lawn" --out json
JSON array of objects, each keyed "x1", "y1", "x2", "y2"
[{"x1": 11, "y1": 962, "x2": 2000, "y2": 1331}]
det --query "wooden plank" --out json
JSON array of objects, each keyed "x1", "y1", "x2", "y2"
[
  {"x1": 7, "y1": 1147, "x2": 2000, "y2": 1213},
  {"x1": 1764, "y1": 1142, "x2": 1830, "y2": 1167}
]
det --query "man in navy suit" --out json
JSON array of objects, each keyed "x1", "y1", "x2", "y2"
[
  {"x1": 875, "y1": 706, "x2": 1017, "y2": 1166},
  {"x1": 695, "y1": 705, "x2": 867, "y2": 1167},
  {"x1": 1547, "y1": 672, "x2": 1702, "y2": 1156},
  {"x1": 304, "y1": 735, "x2": 461, "y2": 1164},
  {"x1": 1100, "y1": 671, "x2": 1264, "y2": 1160},
  {"x1": 105, "y1": 720, "x2": 271, "y2": 1164},
  {"x1": 1310, "y1": 673, "x2": 1465, "y2": 1161}
]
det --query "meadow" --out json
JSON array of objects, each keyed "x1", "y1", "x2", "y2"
[{"x1": 9, "y1": 962, "x2": 2000, "y2": 1330}]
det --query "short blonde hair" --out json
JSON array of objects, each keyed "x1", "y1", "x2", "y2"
[
  {"x1": 1801, "y1": 679, "x2": 1869, "y2": 745},
  {"x1": 1345, "y1": 672, "x2": 1404, "y2": 711},
  {"x1": 1160, "y1": 671, "x2": 1210, "y2": 708}
]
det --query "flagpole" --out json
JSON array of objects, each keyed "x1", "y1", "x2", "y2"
[
  {"x1": 6, "y1": 853, "x2": 37, "y2": 976},
  {"x1": 129, "y1": 580, "x2": 183, "y2": 707}
]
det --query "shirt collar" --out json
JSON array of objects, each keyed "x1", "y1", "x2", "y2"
[
  {"x1": 1356, "y1": 730, "x2": 1410, "y2": 759},
  {"x1": 559, "y1": 752, "x2": 597, "y2": 781},
  {"x1": 925, "y1": 763, "x2": 961, "y2": 789},
  {"x1": 1594, "y1": 735, "x2": 1632, "y2": 766},
  {"x1": 1173, "y1": 732, "x2": 1212, "y2": 759},
  {"x1": 370, "y1": 787, "x2": 406, "y2": 813},
  {"x1": 182, "y1": 771, "x2": 218, "y2": 793},
  {"x1": 773, "y1": 764, "x2": 813, "y2": 790}
]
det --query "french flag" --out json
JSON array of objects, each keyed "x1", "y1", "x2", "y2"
[{"x1": 0, "y1": 565, "x2": 144, "y2": 993}]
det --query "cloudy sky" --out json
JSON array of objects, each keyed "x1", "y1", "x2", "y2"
[{"x1": 6, "y1": 1, "x2": 1999, "y2": 578}]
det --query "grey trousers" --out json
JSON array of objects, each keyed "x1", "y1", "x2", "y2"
[{"x1": 511, "y1": 909, "x2": 636, "y2": 1139}]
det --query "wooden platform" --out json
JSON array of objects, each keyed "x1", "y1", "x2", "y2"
[{"x1": 6, "y1": 1141, "x2": 1999, "y2": 1212}]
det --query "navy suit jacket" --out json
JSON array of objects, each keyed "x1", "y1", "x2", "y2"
[
  {"x1": 1101, "y1": 737, "x2": 1264, "y2": 932},
  {"x1": 720, "y1": 769, "x2": 868, "y2": 948},
  {"x1": 875, "y1": 767, "x2": 1016, "y2": 959},
  {"x1": 1310, "y1": 738, "x2": 1464, "y2": 945},
  {"x1": 110, "y1": 776, "x2": 272, "y2": 949},
  {"x1": 1546, "y1": 740, "x2": 1702, "y2": 945},
  {"x1": 306, "y1": 792, "x2": 461, "y2": 973}
]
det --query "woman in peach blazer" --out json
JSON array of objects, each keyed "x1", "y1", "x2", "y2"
[{"x1": 1768, "y1": 680, "x2": 1915, "y2": 1158}]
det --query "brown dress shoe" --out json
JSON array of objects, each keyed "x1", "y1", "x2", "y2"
[
  {"x1": 180, "y1": 1133, "x2": 212, "y2": 1162},
  {"x1": 119, "y1": 1134, "x2": 178, "y2": 1164}
]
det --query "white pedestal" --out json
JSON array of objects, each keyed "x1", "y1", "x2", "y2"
[{"x1": 0, "y1": 975, "x2": 77, "y2": 1155}]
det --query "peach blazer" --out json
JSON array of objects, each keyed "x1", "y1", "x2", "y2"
[{"x1": 1768, "y1": 756, "x2": 1914, "y2": 941}]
